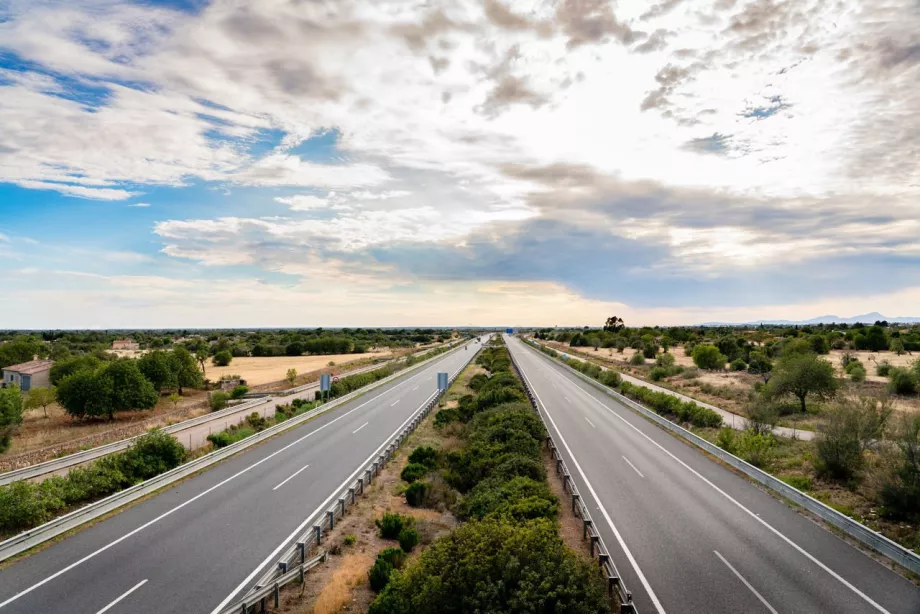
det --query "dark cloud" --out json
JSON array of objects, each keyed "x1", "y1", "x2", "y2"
[
  {"x1": 641, "y1": 0, "x2": 686, "y2": 21},
  {"x1": 391, "y1": 10, "x2": 471, "y2": 52},
  {"x1": 479, "y1": 76, "x2": 549, "y2": 116},
  {"x1": 556, "y1": 0, "x2": 645, "y2": 48},
  {"x1": 482, "y1": 0, "x2": 553, "y2": 36},
  {"x1": 683, "y1": 133, "x2": 731, "y2": 155},
  {"x1": 633, "y1": 29, "x2": 672, "y2": 54}
]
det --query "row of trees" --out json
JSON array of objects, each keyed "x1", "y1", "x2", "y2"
[{"x1": 51, "y1": 349, "x2": 204, "y2": 420}]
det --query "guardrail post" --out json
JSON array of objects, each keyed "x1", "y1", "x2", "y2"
[
  {"x1": 562, "y1": 473, "x2": 570, "y2": 490},
  {"x1": 299, "y1": 564, "x2": 305, "y2": 583},
  {"x1": 598, "y1": 553, "x2": 609, "y2": 567},
  {"x1": 357, "y1": 476, "x2": 364, "y2": 495},
  {"x1": 259, "y1": 597, "x2": 265, "y2": 613},
  {"x1": 278, "y1": 561, "x2": 287, "y2": 574},
  {"x1": 349, "y1": 487, "x2": 356, "y2": 504},
  {"x1": 556, "y1": 459, "x2": 563, "y2": 475},
  {"x1": 273, "y1": 583, "x2": 280, "y2": 608},
  {"x1": 327, "y1": 510, "x2": 335, "y2": 530},
  {"x1": 590, "y1": 535, "x2": 599, "y2": 556},
  {"x1": 314, "y1": 525, "x2": 322, "y2": 544},
  {"x1": 297, "y1": 541, "x2": 306, "y2": 563},
  {"x1": 339, "y1": 497, "x2": 346, "y2": 516},
  {"x1": 583, "y1": 519, "x2": 592, "y2": 540},
  {"x1": 571, "y1": 493, "x2": 580, "y2": 514}
]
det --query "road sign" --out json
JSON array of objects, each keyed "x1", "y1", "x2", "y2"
[
  {"x1": 437, "y1": 372, "x2": 448, "y2": 391},
  {"x1": 506, "y1": 328, "x2": 513, "y2": 334},
  {"x1": 320, "y1": 374, "x2": 331, "y2": 392},
  {"x1": 562, "y1": 354, "x2": 568, "y2": 360}
]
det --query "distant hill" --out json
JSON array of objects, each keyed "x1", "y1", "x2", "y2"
[{"x1": 700, "y1": 312, "x2": 920, "y2": 326}]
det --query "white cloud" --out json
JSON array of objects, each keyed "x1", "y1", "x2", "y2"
[
  {"x1": 275, "y1": 195, "x2": 332, "y2": 211},
  {"x1": 233, "y1": 155, "x2": 390, "y2": 188},
  {"x1": 126, "y1": 202, "x2": 151, "y2": 208}
]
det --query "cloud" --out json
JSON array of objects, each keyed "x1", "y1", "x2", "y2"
[
  {"x1": 232, "y1": 155, "x2": 390, "y2": 188},
  {"x1": 126, "y1": 202, "x2": 151, "y2": 208}
]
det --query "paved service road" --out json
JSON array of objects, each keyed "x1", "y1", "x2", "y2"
[
  {"x1": 0, "y1": 338, "x2": 485, "y2": 614},
  {"x1": 506, "y1": 335, "x2": 920, "y2": 614}
]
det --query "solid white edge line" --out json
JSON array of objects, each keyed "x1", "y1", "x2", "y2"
[
  {"x1": 714, "y1": 551, "x2": 779, "y2": 614},
  {"x1": 584, "y1": 416, "x2": 596, "y2": 429},
  {"x1": 622, "y1": 456, "x2": 645, "y2": 479},
  {"x1": 512, "y1": 343, "x2": 667, "y2": 614},
  {"x1": 209, "y1": 356, "x2": 470, "y2": 614},
  {"x1": 543, "y1": 347, "x2": 892, "y2": 614},
  {"x1": 0, "y1": 352, "x2": 454, "y2": 611},
  {"x1": 95, "y1": 579, "x2": 148, "y2": 614},
  {"x1": 272, "y1": 464, "x2": 310, "y2": 491},
  {"x1": 352, "y1": 422, "x2": 369, "y2": 435}
]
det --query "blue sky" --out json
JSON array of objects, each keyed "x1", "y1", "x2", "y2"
[{"x1": 1, "y1": 0, "x2": 919, "y2": 328}]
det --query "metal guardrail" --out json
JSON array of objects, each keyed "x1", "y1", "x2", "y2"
[
  {"x1": 217, "y1": 353, "x2": 471, "y2": 614},
  {"x1": 507, "y1": 344, "x2": 637, "y2": 614},
  {"x1": 517, "y1": 337, "x2": 920, "y2": 577},
  {"x1": 0, "y1": 342, "x2": 470, "y2": 563},
  {"x1": 0, "y1": 397, "x2": 272, "y2": 486}
]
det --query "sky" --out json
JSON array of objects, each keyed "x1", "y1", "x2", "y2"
[{"x1": 1, "y1": 0, "x2": 918, "y2": 328}]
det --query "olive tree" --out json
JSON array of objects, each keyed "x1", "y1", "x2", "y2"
[{"x1": 767, "y1": 352, "x2": 838, "y2": 414}]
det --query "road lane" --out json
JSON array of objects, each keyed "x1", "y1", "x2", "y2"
[
  {"x1": 506, "y1": 335, "x2": 920, "y2": 614},
  {"x1": 0, "y1": 337, "x2": 485, "y2": 614}
]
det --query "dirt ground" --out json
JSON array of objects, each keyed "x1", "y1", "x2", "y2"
[
  {"x1": 1, "y1": 391, "x2": 209, "y2": 463},
  {"x1": 824, "y1": 349, "x2": 918, "y2": 382},
  {"x1": 207, "y1": 351, "x2": 392, "y2": 386}
]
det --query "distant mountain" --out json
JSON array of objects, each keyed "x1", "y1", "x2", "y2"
[{"x1": 700, "y1": 312, "x2": 920, "y2": 326}]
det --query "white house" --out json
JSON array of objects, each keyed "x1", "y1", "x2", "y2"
[{"x1": 2, "y1": 359, "x2": 54, "y2": 392}]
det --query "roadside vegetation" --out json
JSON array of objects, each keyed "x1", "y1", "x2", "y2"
[
  {"x1": 530, "y1": 317, "x2": 920, "y2": 553},
  {"x1": 367, "y1": 338, "x2": 612, "y2": 613},
  {"x1": 0, "y1": 430, "x2": 186, "y2": 536}
]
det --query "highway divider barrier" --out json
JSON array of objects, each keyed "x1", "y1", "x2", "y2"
[
  {"x1": 0, "y1": 341, "x2": 472, "y2": 563},
  {"x1": 507, "y1": 342, "x2": 637, "y2": 614},
  {"x1": 517, "y1": 337, "x2": 920, "y2": 577},
  {"x1": 216, "y1": 352, "x2": 472, "y2": 614}
]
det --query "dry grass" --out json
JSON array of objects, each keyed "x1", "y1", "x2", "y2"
[
  {"x1": 207, "y1": 352, "x2": 392, "y2": 386},
  {"x1": 1, "y1": 391, "x2": 209, "y2": 462}
]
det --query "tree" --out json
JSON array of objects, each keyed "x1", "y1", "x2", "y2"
[
  {"x1": 692, "y1": 345, "x2": 726, "y2": 370},
  {"x1": 815, "y1": 396, "x2": 892, "y2": 482},
  {"x1": 57, "y1": 361, "x2": 157, "y2": 420},
  {"x1": 212, "y1": 350, "x2": 232, "y2": 367},
  {"x1": 24, "y1": 386, "x2": 56, "y2": 418},
  {"x1": 286, "y1": 368, "x2": 297, "y2": 387},
  {"x1": 138, "y1": 350, "x2": 178, "y2": 393},
  {"x1": 603, "y1": 316, "x2": 625, "y2": 333},
  {"x1": 767, "y1": 352, "x2": 839, "y2": 414},
  {"x1": 50, "y1": 355, "x2": 102, "y2": 386},
  {"x1": 890, "y1": 338, "x2": 906, "y2": 356},
  {"x1": 170, "y1": 348, "x2": 204, "y2": 394},
  {"x1": 0, "y1": 385, "x2": 24, "y2": 452},
  {"x1": 195, "y1": 348, "x2": 209, "y2": 378},
  {"x1": 865, "y1": 326, "x2": 888, "y2": 352},
  {"x1": 0, "y1": 338, "x2": 45, "y2": 370},
  {"x1": 167, "y1": 392, "x2": 182, "y2": 410},
  {"x1": 745, "y1": 397, "x2": 779, "y2": 436},
  {"x1": 747, "y1": 351, "x2": 773, "y2": 383},
  {"x1": 285, "y1": 342, "x2": 304, "y2": 356},
  {"x1": 102, "y1": 360, "x2": 159, "y2": 417}
]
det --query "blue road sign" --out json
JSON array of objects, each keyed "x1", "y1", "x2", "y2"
[
  {"x1": 320, "y1": 374, "x2": 331, "y2": 392},
  {"x1": 437, "y1": 372, "x2": 449, "y2": 391},
  {"x1": 506, "y1": 328, "x2": 513, "y2": 334}
]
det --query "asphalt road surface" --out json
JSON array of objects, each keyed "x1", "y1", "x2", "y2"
[
  {"x1": 0, "y1": 338, "x2": 485, "y2": 614},
  {"x1": 506, "y1": 335, "x2": 920, "y2": 614}
]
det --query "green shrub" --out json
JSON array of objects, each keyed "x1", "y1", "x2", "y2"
[
  {"x1": 733, "y1": 432, "x2": 775, "y2": 468},
  {"x1": 656, "y1": 353, "x2": 676, "y2": 368},
  {"x1": 368, "y1": 557, "x2": 395, "y2": 592},
  {"x1": 649, "y1": 367, "x2": 667, "y2": 382},
  {"x1": 888, "y1": 367, "x2": 918, "y2": 395},
  {"x1": 781, "y1": 475, "x2": 813, "y2": 491},
  {"x1": 880, "y1": 414, "x2": 920, "y2": 520},
  {"x1": 398, "y1": 527, "x2": 420, "y2": 552},
  {"x1": 876, "y1": 361, "x2": 892, "y2": 377},
  {"x1": 459, "y1": 476, "x2": 557, "y2": 521},
  {"x1": 343, "y1": 534, "x2": 357, "y2": 546},
  {"x1": 692, "y1": 344, "x2": 727, "y2": 370},
  {"x1": 715, "y1": 428, "x2": 736, "y2": 453},
  {"x1": 212, "y1": 350, "x2": 232, "y2": 367},
  {"x1": 120, "y1": 430, "x2": 187, "y2": 481},
  {"x1": 408, "y1": 446, "x2": 439, "y2": 468},
  {"x1": 598, "y1": 369, "x2": 621, "y2": 387},
  {"x1": 230, "y1": 385, "x2": 249, "y2": 399},
  {"x1": 376, "y1": 512, "x2": 412, "y2": 539},
  {"x1": 730, "y1": 358, "x2": 747, "y2": 372},
  {"x1": 492, "y1": 455, "x2": 545, "y2": 482},
  {"x1": 209, "y1": 391, "x2": 230, "y2": 411},
  {"x1": 849, "y1": 365, "x2": 866, "y2": 382},
  {"x1": 405, "y1": 481, "x2": 429, "y2": 507},
  {"x1": 400, "y1": 463, "x2": 429, "y2": 483},
  {"x1": 467, "y1": 373, "x2": 489, "y2": 392},
  {"x1": 245, "y1": 412, "x2": 268, "y2": 431},
  {"x1": 207, "y1": 431, "x2": 231, "y2": 448},
  {"x1": 843, "y1": 359, "x2": 864, "y2": 375},
  {"x1": 368, "y1": 519, "x2": 611, "y2": 614},
  {"x1": 433, "y1": 408, "x2": 460, "y2": 427},
  {"x1": 629, "y1": 352, "x2": 645, "y2": 366}
]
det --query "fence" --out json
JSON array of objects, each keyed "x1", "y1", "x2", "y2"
[
  {"x1": 507, "y1": 344, "x2": 637, "y2": 614},
  {"x1": 517, "y1": 337, "x2": 920, "y2": 577},
  {"x1": 216, "y1": 354, "x2": 470, "y2": 614},
  {"x1": 0, "y1": 341, "x2": 471, "y2": 563}
]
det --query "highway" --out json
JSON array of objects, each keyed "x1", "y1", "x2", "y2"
[
  {"x1": 506, "y1": 335, "x2": 920, "y2": 614},
  {"x1": 0, "y1": 338, "x2": 485, "y2": 614}
]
